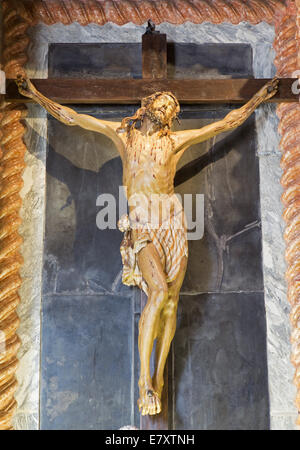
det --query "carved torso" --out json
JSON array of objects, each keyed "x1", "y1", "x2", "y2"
[
  {"x1": 121, "y1": 128, "x2": 182, "y2": 224},
  {"x1": 122, "y1": 128, "x2": 177, "y2": 198}
]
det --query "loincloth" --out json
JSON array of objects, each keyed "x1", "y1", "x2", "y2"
[{"x1": 117, "y1": 212, "x2": 188, "y2": 296}]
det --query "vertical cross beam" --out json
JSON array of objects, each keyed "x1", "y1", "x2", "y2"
[
  {"x1": 139, "y1": 24, "x2": 170, "y2": 430},
  {"x1": 142, "y1": 28, "x2": 167, "y2": 79}
]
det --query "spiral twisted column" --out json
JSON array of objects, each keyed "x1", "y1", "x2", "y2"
[
  {"x1": 0, "y1": 1, "x2": 29, "y2": 430},
  {"x1": 274, "y1": 0, "x2": 300, "y2": 426},
  {"x1": 15, "y1": 0, "x2": 287, "y2": 26}
]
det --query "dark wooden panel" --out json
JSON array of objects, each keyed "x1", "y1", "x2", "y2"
[{"x1": 6, "y1": 78, "x2": 298, "y2": 104}]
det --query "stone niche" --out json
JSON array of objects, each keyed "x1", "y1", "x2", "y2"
[
  {"x1": 41, "y1": 41, "x2": 265, "y2": 430},
  {"x1": 15, "y1": 20, "x2": 297, "y2": 430}
]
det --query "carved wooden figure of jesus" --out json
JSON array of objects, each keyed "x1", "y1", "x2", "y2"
[{"x1": 16, "y1": 76, "x2": 278, "y2": 416}]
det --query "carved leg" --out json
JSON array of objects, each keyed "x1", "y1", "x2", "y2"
[
  {"x1": 137, "y1": 242, "x2": 168, "y2": 416},
  {"x1": 152, "y1": 256, "x2": 188, "y2": 398}
]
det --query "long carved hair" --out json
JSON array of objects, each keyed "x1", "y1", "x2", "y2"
[{"x1": 117, "y1": 91, "x2": 180, "y2": 144}]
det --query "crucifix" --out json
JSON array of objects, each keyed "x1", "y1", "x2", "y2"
[{"x1": 7, "y1": 21, "x2": 298, "y2": 430}]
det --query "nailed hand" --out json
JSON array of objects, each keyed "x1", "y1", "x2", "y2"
[
  {"x1": 16, "y1": 75, "x2": 35, "y2": 98},
  {"x1": 260, "y1": 76, "x2": 279, "y2": 101}
]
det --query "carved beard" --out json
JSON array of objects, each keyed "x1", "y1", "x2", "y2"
[{"x1": 145, "y1": 108, "x2": 166, "y2": 129}]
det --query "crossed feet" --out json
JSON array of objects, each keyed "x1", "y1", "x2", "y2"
[{"x1": 138, "y1": 379, "x2": 162, "y2": 416}]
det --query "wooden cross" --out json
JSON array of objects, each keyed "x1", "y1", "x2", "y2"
[
  {"x1": 5, "y1": 22, "x2": 299, "y2": 431},
  {"x1": 5, "y1": 29, "x2": 298, "y2": 105}
]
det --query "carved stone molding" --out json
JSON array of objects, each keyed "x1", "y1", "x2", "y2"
[
  {"x1": 15, "y1": 0, "x2": 288, "y2": 26},
  {"x1": 0, "y1": 0, "x2": 298, "y2": 430},
  {"x1": 0, "y1": 1, "x2": 29, "y2": 430},
  {"x1": 0, "y1": 103, "x2": 26, "y2": 430},
  {"x1": 273, "y1": 1, "x2": 300, "y2": 427}
]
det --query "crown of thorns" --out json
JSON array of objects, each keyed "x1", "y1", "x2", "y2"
[
  {"x1": 141, "y1": 91, "x2": 180, "y2": 117},
  {"x1": 117, "y1": 91, "x2": 180, "y2": 137}
]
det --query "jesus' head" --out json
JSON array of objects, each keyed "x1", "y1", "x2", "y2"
[
  {"x1": 117, "y1": 91, "x2": 180, "y2": 138},
  {"x1": 141, "y1": 92, "x2": 180, "y2": 128}
]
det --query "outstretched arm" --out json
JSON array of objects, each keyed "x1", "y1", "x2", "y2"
[
  {"x1": 16, "y1": 76, "x2": 125, "y2": 154},
  {"x1": 173, "y1": 77, "x2": 279, "y2": 154}
]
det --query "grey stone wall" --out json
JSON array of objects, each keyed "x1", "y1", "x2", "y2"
[{"x1": 14, "y1": 21, "x2": 298, "y2": 430}]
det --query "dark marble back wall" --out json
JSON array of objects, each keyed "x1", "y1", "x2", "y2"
[{"x1": 40, "y1": 43, "x2": 269, "y2": 430}]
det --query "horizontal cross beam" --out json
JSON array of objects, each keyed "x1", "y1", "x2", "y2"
[{"x1": 6, "y1": 78, "x2": 298, "y2": 104}]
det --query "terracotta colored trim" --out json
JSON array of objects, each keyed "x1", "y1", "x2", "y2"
[
  {"x1": 0, "y1": 2, "x2": 29, "y2": 430},
  {"x1": 274, "y1": 2, "x2": 300, "y2": 427},
  {"x1": 15, "y1": 0, "x2": 288, "y2": 26}
]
